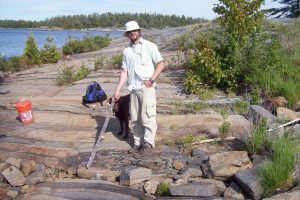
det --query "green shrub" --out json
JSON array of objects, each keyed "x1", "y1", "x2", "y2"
[
  {"x1": 155, "y1": 182, "x2": 170, "y2": 197},
  {"x1": 23, "y1": 34, "x2": 41, "y2": 65},
  {"x1": 244, "y1": 118, "x2": 270, "y2": 155},
  {"x1": 40, "y1": 44, "x2": 61, "y2": 63},
  {"x1": 180, "y1": 1, "x2": 299, "y2": 106},
  {"x1": 62, "y1": 35, "x2": 111, "y2": 55},
  {"x1": 56, "y1": 66, "x2": 75, "y2": 86},
  {"x1": 56, "y1": 64, "x2": 91, "y2": 86},
  {"x1": 40, "y1": 36, "x2": 61, "y2": 63},
  {"x1": 74, "y1": 64, "x2": 91, "y2": 81},
  {"x1": 260, "y1": 135, "x2": 297, "y2": 196},
  {"x1": 232, "y1": 101, "x2": 248, "y2": 115},
  {"x1": 187, "y1": 46, "x2": 223, "y2": 87},
  {"x1": 268, "y1": 72, "x2": 300, "y2": 108},
  {"x1": 183, "y1": 70, "x2": 203, "y2": 94},
  {"x1": 94, "y1": 55, "x2": 106, "y2": 71},
  {"x1": 111, "y1": 54, "x2": 122, "y2": 68}
]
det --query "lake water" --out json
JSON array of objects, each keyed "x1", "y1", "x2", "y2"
[{"x1": 0, "y1": 28, "x2": 123, "y2": 59}]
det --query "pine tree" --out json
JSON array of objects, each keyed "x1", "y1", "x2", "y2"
[
  {"x1": 24, "y1": 34, "x2": 40, "y2": 65},
  {"x1": 268, "y1": 0, "x2": 300, "y2": 18}
]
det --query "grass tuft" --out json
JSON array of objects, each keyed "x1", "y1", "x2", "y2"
[
  {"x1": 244, "y1": 118, "x2": 270, "y2": 155},
  {"x1": 155, "y1": 181, "x2": 170, "y2": 197},
  {"x1": 260, "y1": 134, "x2": 297, "y2": 196}
]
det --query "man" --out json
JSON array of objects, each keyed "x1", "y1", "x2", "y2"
[{"x1": 113, "y1": 21, "x2": 164, "y2": 153}]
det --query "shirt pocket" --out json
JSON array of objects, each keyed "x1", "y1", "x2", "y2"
[
  {"x1": 146, "y1": 103, "x2": 156, "y2": 118},
  {"x1": 141, "y1": 55, "x2": 152, "y2": 66}
]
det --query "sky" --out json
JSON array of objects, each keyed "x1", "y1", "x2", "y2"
[{"x1": 0, "y1": 0, "x2": 282, "y2": 21}]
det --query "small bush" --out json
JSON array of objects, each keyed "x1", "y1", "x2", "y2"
[
  {"x1": 56, "y1": 66, "x2": 75, "y2": 86},
  {"x1": 56, "y1": 64, "x2": 91, "y2": 86},
  {"x1": 111, "y1": 54, "x2": 122, "y2": 68},
  {"x1": 232, "y1": 101, "x2": 248, "y2": 115},
  {"x1": 74, "y1": 64, "x2": 91, "y2": 81},
  {"x1": 260, "y1": 134, "x2": 297, "y2": 196},
  {"x1": 94, "y1": 55, "x2": 106, "y2": 71},
  {"x1": 40, "y1": 44, "x2": 61, "y2": 63},
  {"x1": 183, "y1": 70, "x2": 203, "y2": 94},
  {"x1": 155, "y1": 182, "x2": 170, "y2": 197},
  {"x1": 62, "y1": 35, "x2": 111, "y2": 55}
]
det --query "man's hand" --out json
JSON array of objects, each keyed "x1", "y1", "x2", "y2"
[
  {"x1": 113, "y1": 90, "x2": 120, "y2": 101},
  {"x1": 144, "y1": 80, "x2": 153, "y2": 88}
]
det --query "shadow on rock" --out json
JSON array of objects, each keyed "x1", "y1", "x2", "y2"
[{"x1": 91, "y1": 115, "x2": 134, "y2": 147}]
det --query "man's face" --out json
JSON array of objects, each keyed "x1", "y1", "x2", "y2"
[{"x1": 127, "y1": 29, "x2": 140, "y2": 41}]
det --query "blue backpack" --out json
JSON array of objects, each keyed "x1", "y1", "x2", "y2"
[{"x1": 82, "y1": 81, "x2": 107, "y2": 104}]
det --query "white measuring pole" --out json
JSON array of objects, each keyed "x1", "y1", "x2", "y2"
[{"x1": 86, "y1": 103, "x2": 113, "y2": 169}]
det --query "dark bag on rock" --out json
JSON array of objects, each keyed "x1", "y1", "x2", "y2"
[{"x1": 82, "y1": 81, "x2": 107, "y2": 104}]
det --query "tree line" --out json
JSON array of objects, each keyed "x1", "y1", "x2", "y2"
[
  {"x1": 0, "y1": 12, "x2": 206, "y2": 29},
  {"x1": 268, "y1": 0, "x2": 300, "y2": 18}
]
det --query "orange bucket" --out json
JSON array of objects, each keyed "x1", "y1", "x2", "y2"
[{"x1": 16, "y1": 100, "x2": 34, "y2": 124}]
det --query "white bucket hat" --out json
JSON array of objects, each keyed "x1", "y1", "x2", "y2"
[{"x1": 124, "y1": 21, "x2": 141, "y2": 37}]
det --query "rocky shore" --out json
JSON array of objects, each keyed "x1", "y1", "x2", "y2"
[{"x1": 0, "y1": 27, "x2": 300, "y2": 200}]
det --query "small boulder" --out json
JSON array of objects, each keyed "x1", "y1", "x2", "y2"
[
  {"x1": 235, "y1": 167, "x2": 264, "y2": 200},
  {"x1": 172, "y1": 157, "x2": 187, "y2": 170},
  {"x1": 181, "y1": 166, "x2": 202, "y2": 179},
  {"x1": 169, "y1": 182, "x2": 218, "y2": 197},
  {"x1": 202, "y1": 151, "x2": 252, "y2": 180},
  {"x1": 2, "y1": 166, "x2": 25, "y2": 186},
  {"x1": 263, "y1": 189, "x2": 300, "y2": 200},
  {"x1": 190, "y1": 178, "x2": 226, "y2": 196},
  {"x1": 248, "y1": 105, "x2": 277, "y2": 128},
  {"x1": 143, "y1": 180, "x2": 159, "y2": 195},
  {"x1": 227, "y1": 115, "x2": 252, "y2": 138},
  {"x1": 120, "y1": 166, "x2": 152, "y2": 186},
  {"x1": 20, "y1": 160, "x2": 36, "y2": 176},
  {"x1": 251, "y1": 155, "x2": 268, "y2": 167},
  {"x1": 77, "y1": 166, "x2": 101, "y2": 179},
  {"x1": 277, "y1": 107, "x2": 300, "y2": 121},
  {"x1": 224, "y1": 182, "x2": 245, "y2": 200},
  {"x1": 25, "y1": 164, "x2": 46, "y2": 185}
]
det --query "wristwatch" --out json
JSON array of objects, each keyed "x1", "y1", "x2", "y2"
[{"x1": 150, "y1": 78, "x2": 155, "y2": 84}]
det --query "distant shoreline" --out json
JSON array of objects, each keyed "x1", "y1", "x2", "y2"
[{"x1": 0, "y1": 26, "x2": 124, "y2": 32}]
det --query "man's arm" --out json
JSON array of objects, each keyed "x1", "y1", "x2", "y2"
[
  {"x1": 151, "y1": 60, "x2": 164, "y2": 81},
  {"x1": 144, "y1": 60, "x2": 164, "y2": 87},
  {"x1": 114, "y1": 68, "x2": 128, "y2": 100}
]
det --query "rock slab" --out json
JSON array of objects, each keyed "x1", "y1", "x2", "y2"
[
  {"x1": 169, "y1": 182, "x2": 218, "y2": 197},
  {"x1": 202, "y1": 151, "x2": 252, "y2": 180},
  {"x1": 120, "y1": 166, "x2": 152, "y2": 186},
  {"x1": 235, "y1": 167, "x2": 264, "y2": 200}
]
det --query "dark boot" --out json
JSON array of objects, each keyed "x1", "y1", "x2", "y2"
[
  {"x1": 127, "y1": 145, "x2": 141, "y2": 154},
  {"x1": 140, "y1": 142, "x2": 153, "y2": 154}
]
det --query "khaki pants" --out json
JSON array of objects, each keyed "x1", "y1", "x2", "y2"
[{"x1": 130, "y1": 87, "x2": 157, "y2": 147}]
